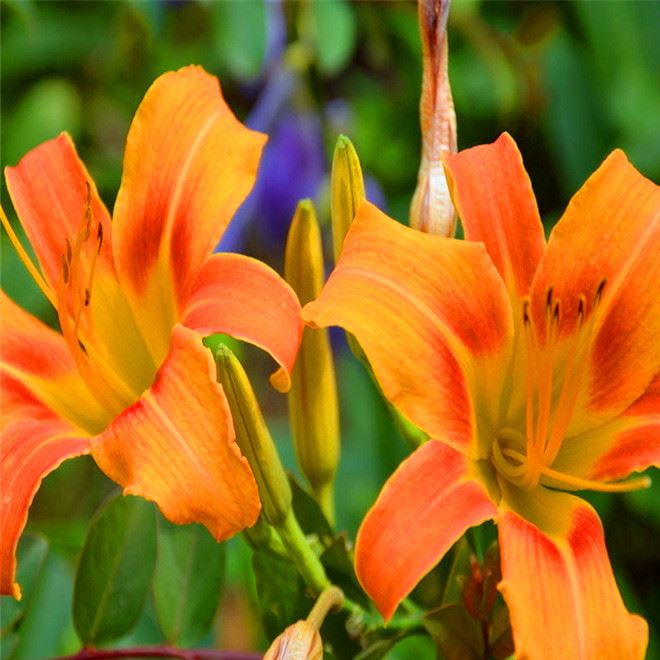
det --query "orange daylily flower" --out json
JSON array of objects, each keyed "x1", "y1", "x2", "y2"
[
  {"x1": 304, "y1": 133, "x2": 659, "y2": 658},
  {"x1": 1, "y1": 66, "x2": 302, "y2": 599}
]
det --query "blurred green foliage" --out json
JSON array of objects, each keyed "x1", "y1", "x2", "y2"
[{"x1": 1, "y1": 0, "x2": 659, "y2": 658}]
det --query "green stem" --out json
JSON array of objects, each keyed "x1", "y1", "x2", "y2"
[{"x1": 274, "y1": 509, "x2": 330, "y2": 594}]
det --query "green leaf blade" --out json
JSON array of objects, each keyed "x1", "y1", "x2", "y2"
[
  {"x1": 153, "y1": 521, "x2": 225, "y2": 645},
  {"x1": 73, "y1": 493, "x2": 157, "y2": 645}
]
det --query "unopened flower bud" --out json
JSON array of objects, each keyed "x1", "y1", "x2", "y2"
[
  {"x1": 215, "y1": 345, "x2": 292, "y2": 526},
  {"x1": 285, "y1": 200, "x2": 340, "y2": 523},
  {"x1": 264, "y1": 620, "x2": 323, "y2": 660},
  {"x1": 330, "y1": 134, "x2": 365, "y2": 262},
  {"x1": 264, "y1": 587, "x2": 343, "y2": 660},
  {"x1": 410, "y1": 0, "x2": 457, "y2": 236}
]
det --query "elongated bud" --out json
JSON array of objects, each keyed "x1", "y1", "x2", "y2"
[
  {"x1": 330, "y1": 135, "x2": 365, "y2": 262},
  {"x1": 285, "y1": 200, "x2": 340, "y2": 523},
  {"x1": 264, "y1": 587, "x2": 343, "y2": 660},
  {"x1": 215, "y1": 346, "x2": 292, "y2": 526},
  {"x1": 410, "y1": 0, "x2": 457, "y2": 236}
]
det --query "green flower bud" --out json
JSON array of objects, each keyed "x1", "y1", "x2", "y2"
[
  {"x1": 285, "y1": 200, "x2": 340, "y2": 523},
  {"x1": 330, "y1": 135, "x2": 365, "y2": 262},
  {"x1": 215, "y1": 345, "x2": 291, "y2": 526}
]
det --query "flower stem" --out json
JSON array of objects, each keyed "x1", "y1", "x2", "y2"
[{"x1": 273, "y1": 508, "x2": 330, "y2": 593}]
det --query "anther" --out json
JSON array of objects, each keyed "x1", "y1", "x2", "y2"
[
  {"x1": 96, "y1": 222, "x2": 104, "y2": 253},
  {"x1": 552, "y1": 300, "x2": 561, "y2": 324},
  {"x1": 546, "y1": 286, "x2": 554, "y2": 310},
  {"x1": 577, "y1": 295, "x2": 586, "y2": 325},
  {"x1": 65, "y1": 238, "x2": 73, "y2": 265},
  {"x1": 77, "y1": 339, "x2": 88, "y2": 355},
  {"x1": 522, "y1": 299, "x2": 531, "y2": 325},
  {"x1": 62, "y1": 254, "x2": 70, "y2": 284},
  {"x1": 84, "y1": 288, "x2": 91, "y2": 307},
  {"x1": 595, "y1": 279, "x2": 607, "y2": 304}
]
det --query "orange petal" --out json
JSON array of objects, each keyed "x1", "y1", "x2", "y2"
[
  {"x1": 531, "y1": 150, "x2": 660, "y2": 424},
  {"x1": 90, "y1": 324, "x2": 260, "y2": 540},
  {"x1": 355, "y1": 440, "x2": 496, "y2": 621},
  {"x1": 181, "y1": 253, "x2": 302, "y2": 392},
  {"x1": 4, "y1": 132, "x2": 113, "y2": 292},
  {"x1": 112, "y1": 66, "x2": 266, "y2": 360},
  {"x1": 1, "y1": 417, "x2": 89, "y2": 598},
  {"x1": 553, "y1": 374, "x2": 660, "y2": 483},
  {"x1": 443, "y1": 133, "x2": 545, "y2": 299},
  {"x1": 498, "y1": 486, "x2": 647, "y2": 659},
  {"x1": 303, "y1": 202, "x2": 512, "y2": 454},
  {"x1": 0, "y1": 291, "x2": 108, "y2": 434}
]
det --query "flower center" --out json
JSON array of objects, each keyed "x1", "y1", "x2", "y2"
[
  {"x1": 491, "y1": 282, "x2": 649, "y2": 494},
  {"x1": 1, "y1": 188, "x2": 142, "y2": 421},
  {"x1": 54, "y1": 185, "x2": 141, "y2": 416}
]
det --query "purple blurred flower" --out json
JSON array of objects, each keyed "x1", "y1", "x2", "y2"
[{"x1": 219, "y1": 69, "x2": 325, "y2": 253}]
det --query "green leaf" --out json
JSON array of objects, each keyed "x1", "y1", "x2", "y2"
[
  {"x1": 213, "y1": 0, "x2": 267, "y2": 80},
  {"x1": 3, "y1": 536, "x2": 76, "y2": 660},
  {"x1": 308, "y1": 0, "x2": 356, "y2": 76},
  {"x1": 424, "y1": 604, "x2": 484, "y2": 660},
  {"x1": 73, "y1": 492, "x2": 157, "y2": 645},
  {"x1": 320, "y1": 535, "x2": 368, "y2": 609},
  {"x1": 290, "y1": 475, "x2": 334, "y2": 545},
  {"x1": 489, "y1": 602, "x2": 514, "y2": 660},
  {"x1": 252, "y1": 548, "x2": 310, "y2": 641},
  {"x1": 153, "y1": 521, "x2": 225, "y2": 645}
]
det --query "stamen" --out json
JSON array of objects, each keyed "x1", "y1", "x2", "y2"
[
  {"x1": 0, "y1": 205, "x2": 56, "y2": 307},
  {"x1": 540, "y1": 464, "x2": 650, "y2": 493},
  {"x1": 498, "y1": 447, "x2": 650, "y2": 492},
  {"x1": 542, "y1": 288, "x2": 603, "y2": 466},
  {"x1": 497, "y1": 279, "x2": 625, "y2": 495},
  {"x1": 546, "y1": 286, "x2": 554, "y2": 309},
  {"x1": 54, "y1": 193, "x2": 140, "y2": 415},
  {"x1": 62, "y1": 254, "x2": 70, "y2": 284},
  {"x1": 576, "y1": 294, "x2": 586, "y2": 325},
  {"x1": 96, "y1": 222, "x2": 104, "y2": 253}
]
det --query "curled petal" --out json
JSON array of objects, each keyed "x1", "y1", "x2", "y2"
[
  {"x1": 1, "y1": 417, "x2": 89, "y2": 598},
  {"x1": 181, "y1": 253, "x2": 302, "y2": 392},
  {"x1": 112, "y1": 66, "x2": 266, "y2": 361},
  {"x1": 304, "y1": 202, "x2": 512, "y2": 453},
  {"x1": 91, "y1": 324, "x2": 260, "y2": 540},
  {"x1": 355, "y1": 441, "x2": 496, "y2": 621},
  {"x1": 443, "y1": 133, "x2": 545, "y2": 299},
  {"x1": 498, "y1": 487, "x2": 647, "y2": 659}
]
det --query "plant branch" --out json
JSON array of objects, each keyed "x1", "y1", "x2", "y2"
[{"x1": 51, "y1": 646, "x2": 261, "y2": 660}]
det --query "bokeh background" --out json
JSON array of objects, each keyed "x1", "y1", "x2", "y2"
[{"x1": 1, "y1": 0, "x2": 659, "y2": 658}]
